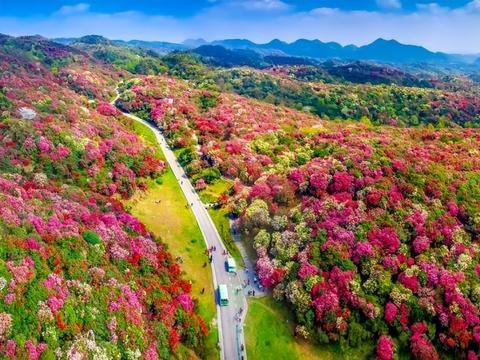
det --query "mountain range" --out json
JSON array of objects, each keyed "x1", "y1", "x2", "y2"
[{"x1": 53, "y1": 36, "x2": 479, "y2": 66}]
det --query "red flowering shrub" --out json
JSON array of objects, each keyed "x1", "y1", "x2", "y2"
[
  {"x1": 0, "y1": 36, "x2": 205, "y2": 359},
  {"x1": 376, "y1": 335, "x2": 394, "y2": 360},
  {"x1": 117, "y1": 46, "x2": 480, "y2": 359}
]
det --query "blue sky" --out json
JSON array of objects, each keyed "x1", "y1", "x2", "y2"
[{"x1": 0, "y1": 0, "x2": 479, "y2": 53}]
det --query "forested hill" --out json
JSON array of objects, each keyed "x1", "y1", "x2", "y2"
[{"x1": 0, "y1": 34, "x2": 207, "y2": 359}]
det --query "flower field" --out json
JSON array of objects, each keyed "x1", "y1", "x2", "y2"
[
  {"x1": 0, "y1": 36, "x2": 206, "y2": 359},
  {"x1": 121, "y1": 74, "x2": 480, "y2": 359}
]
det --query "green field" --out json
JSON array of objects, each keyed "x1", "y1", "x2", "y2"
[
  {"x1": 245, "y1": 297, "x2": 374, "y2": 360},
  {"x1": 245, "y1": 297, "x2": 330, "y2": 360},
  {"x1": 208, "y1": 207, "x2": 244, "y2": 267},
  {"x1": 122, "y1": 118, "x2": 219, "y2": 359},
  {"x1": 198, "y1": 178, "x2": 232, "y2": 204}
]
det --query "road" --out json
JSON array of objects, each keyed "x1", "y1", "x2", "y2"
[{"x1": 113, "y1": 93, "x2": 249, "y2": 360}]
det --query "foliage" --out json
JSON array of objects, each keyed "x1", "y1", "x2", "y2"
[
  {"x1": 120, "y1": 74, "x2": 480, "y2": 359},
  {"x1": 0, "y1": 35, "x2": 206, "y2": 359}
]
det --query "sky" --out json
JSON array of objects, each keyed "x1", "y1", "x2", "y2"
[{"x1": 0, "y1": 0, "x2": 479, "y2": 53}]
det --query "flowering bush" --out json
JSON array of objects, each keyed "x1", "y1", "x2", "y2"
[
  {"x1": 120, "y1": 73, "x2": 480, "y2": 358},
  {"x1": 0, "y1": 35, "x2": 205, "y2": 358}
]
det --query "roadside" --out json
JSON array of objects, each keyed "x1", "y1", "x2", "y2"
[{"x1": 121, "y1": 118, "x2": 220, "y2": 359}]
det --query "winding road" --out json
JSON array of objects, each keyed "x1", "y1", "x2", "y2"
[{"x1": 113, "y1": 92, "x2": 252, "y2": 360}]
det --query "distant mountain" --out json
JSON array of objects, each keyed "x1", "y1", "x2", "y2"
[
  {"x1": 354, "y1": 38, "x2": 448, "y2": 63},
  {"x1": 54, "y1": 36, "x2": 185, "y2": 53},
  {"x1": 183, "y1": 38, "x2": 208, "y2": 48},
  {"x1": 211, "y1": 38, "x2": 258, "y2": 49},
  {"x1": 214, "y1": 37, "x2": 450, "y2": 64},
  {"x1": 73, "y1": 35, "x2": 113, "y2": 45},
  {"x1": 52, "y1": 35, "x2": 470, "y2": 65},
  {"x1": 193, "y1": 45, "x2": 264, "y2": 68},
  {"x1": 193, "y1": 44, "x2": 318, "y2": 68}
]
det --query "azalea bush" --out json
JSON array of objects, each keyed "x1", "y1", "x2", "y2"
[
  {"x1": 0, "y1": 36, "x2": 207, "y2": 359},
  {"x1": 121, "y1": 75, "x2": 480, "y2": 359}
]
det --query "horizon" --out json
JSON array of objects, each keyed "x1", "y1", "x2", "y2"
[
  {"x1": 4, "y1": 33, "x2": 479, "y2": 56},
  {"x1": 1, "y1": 0, "x2": 479, "y2": 54}
]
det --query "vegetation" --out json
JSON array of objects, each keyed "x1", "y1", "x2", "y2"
[
  {"x1": 120, "y1": 74, "x2": 480, "y2": 359},
  {"x1": 122, "y1": 118, "x2": 219, "y2": 359},
  {"x1": 2, "y1": 31, "x2": 480, "y2": 360},
  {"x1": 0, "y1": 35, "x2": 207, "y2": 359}
]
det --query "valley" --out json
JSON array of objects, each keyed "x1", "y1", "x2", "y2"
[{"x1": 0, "y1": 27, "x2": 479, "y2": 360}]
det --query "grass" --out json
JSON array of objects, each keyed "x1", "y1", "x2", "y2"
[
  {"x1": 198, "y1": 178, "x2": 232, "y2": 204},
  {"x1": 245, "y1": 297, "x2": 374, "y2": 360},
  {"x1": 122, "y1": 118, "x2": 219, "y2": 359},
  {"x1": 208, "y1": 207, "x2": 244, "y2": 267}
]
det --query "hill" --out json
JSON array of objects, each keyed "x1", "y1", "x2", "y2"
[
  {"x1": 55, "y1": 36, "x2": 465, "y2": 65},
  {"x1": 118, "y1": 73, "x2": 480, "y2": 359},
  {"x1": 211, "y1": 37, "x2": 452, "y2": 64},
  {"x1": 0, "y1": 34, "x2": 206, "y2": 359}
]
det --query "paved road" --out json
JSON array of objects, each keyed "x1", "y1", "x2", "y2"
[{"x1": 113, "y1": 94, "x2": 248, "y2": 359}]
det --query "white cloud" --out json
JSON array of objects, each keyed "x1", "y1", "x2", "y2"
[
  {"x1": 54, "y1": 3, "x2": 90, "y2": 16},
  {"x1": 309, "y1": 7, "x2": 339, "y2": 16},
  {"x1": 465, "y1": 0, "x2": 480, "y2": 11},
  {"x1": 242, "y1": 0, "x2": 290, "y2": 11},
  {"x1": 376, "y1": 0, "x2": 402, "y2": 9},
  {"x1": 415, "y1": 3, "x2": 449, "y2": 14}
]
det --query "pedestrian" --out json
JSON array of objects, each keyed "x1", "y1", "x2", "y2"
[
  {"x1": 201, "y1": 288, "x2": 205, "y2": 294},
  {"x1": 209, "y1": 255, "x2": 213, "y2": 263},
  {"x1": 247, "y1": 279, "x2": 250, "y2": 286},
  {"x1": 253, "y1": 290, "x2": 255, "y2": 296}
]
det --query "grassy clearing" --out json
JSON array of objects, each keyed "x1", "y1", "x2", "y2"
[
  {"x1": 245, "y1": 297, "x2": 330, "y2": 360},
  {"x1": 122, "y1": 117, "x2": 166, "y2": 160},
  {"x1": 122, "y1": 118, "x2": 219, "y2": 359},
  {"x1": 208, "y1": 207, "x2": 244, "y2": 267},
  {"x1": 245, "y1": 297, "x2": 374, "y2": 360},
  {"x1": 198, "y1": 178, "x2": 244, "y2": 266},
  {"x1": 198, "y1": 178, "x2": 232, "y2": 204}
]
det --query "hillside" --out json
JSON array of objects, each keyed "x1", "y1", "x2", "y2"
[
  {"x1": 0, "y1": 35, "x2": 207, "y2": 359},
  {"x1": 0, "y1": 32, "x2": 480, "y2": 360},
  {"x1": 55, "y1": 35, "x2": 478, "y2": 66},
  {"x1": 118, "y1": 74, "x2": 480, "y2": 359}
]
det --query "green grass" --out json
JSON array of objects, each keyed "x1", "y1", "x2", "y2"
[
  {"x1": 208, "y1": 207, "x2": 244, "y2": 267},
  {"x1": 122, "y1": 118, "x2": 219, "y2": 359},
  {"x1": 198, "y1": 178, "x2": 232, "y2": 204},
  {"x1": 245, "y1": 297, "x2": 373, "y2": 360}
]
